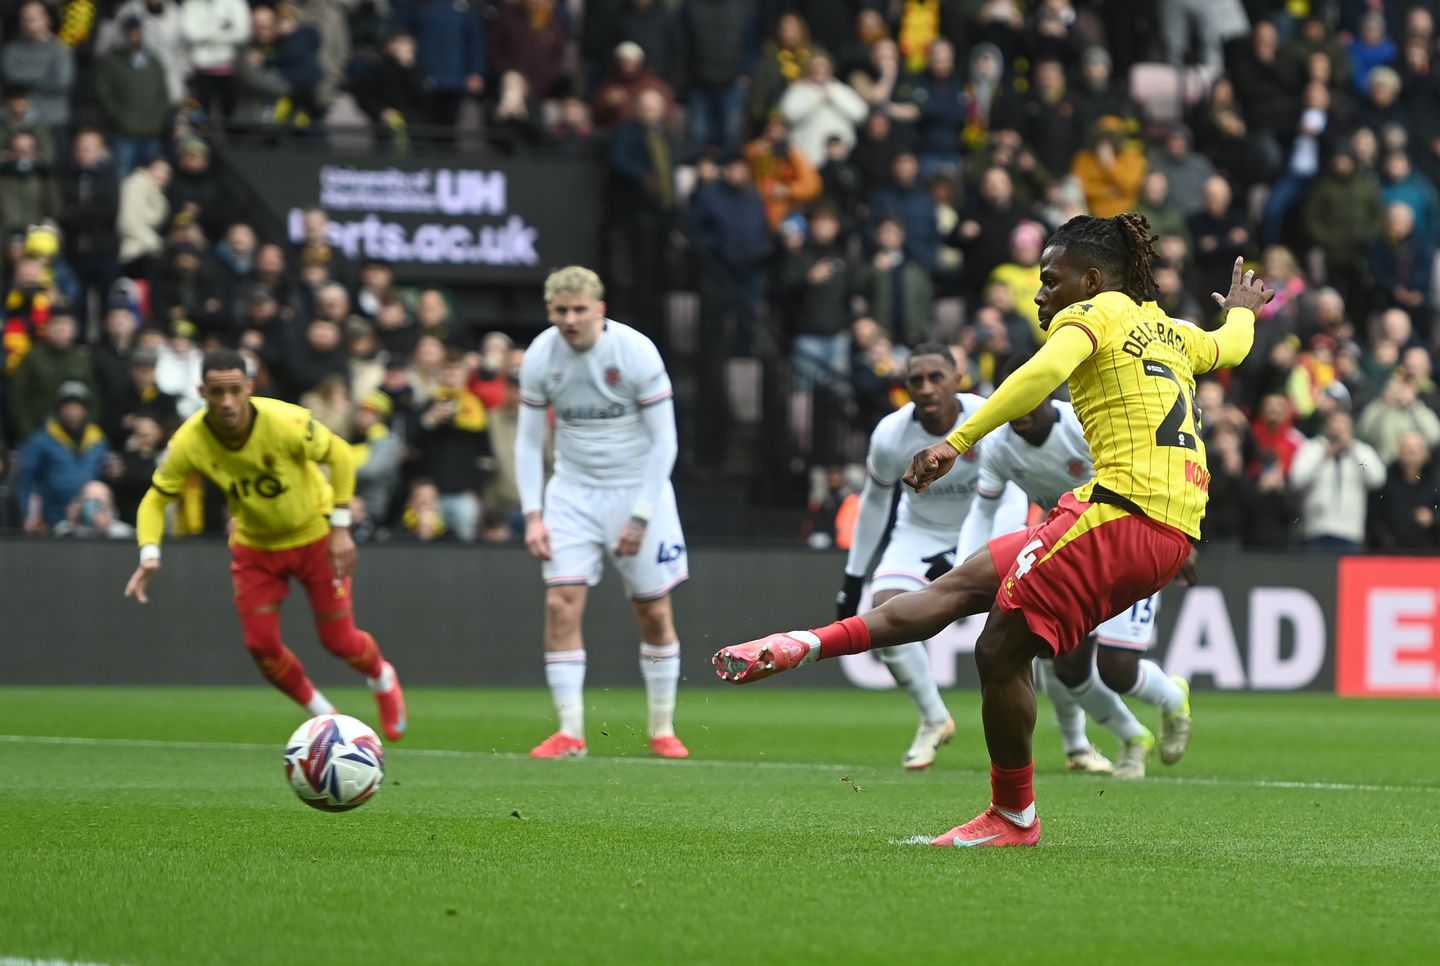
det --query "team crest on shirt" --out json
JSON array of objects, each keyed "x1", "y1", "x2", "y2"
[
  {"x1": 1067, "y1": 459, "x2": 1087, "y2": 477},
  {"x1": 605, "y1": 366, "x2": 621, "y2": 386},
  {"x1": 961, "y1": 449, "x2": 978, "y2": 462}
]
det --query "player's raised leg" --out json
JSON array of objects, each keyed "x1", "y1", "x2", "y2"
[
  {"x1": 297, "y1": 537, "x2": 407, "y2": 741},
  {"x1": 633, "y1": 593, "x2": 688, "y2": 758},
  {"x1": 713, "y1": 549, "x2": 1002, "y2": 683},
  {"x1": 1097, "y1": 645, "x2": 1191, "y2": 766},
  {"x1": 533, "y1": 583, "x2": 590, "y2": 758},
  {"x1": 231, "y1": 544, "x2": 337, "y2": 717}
]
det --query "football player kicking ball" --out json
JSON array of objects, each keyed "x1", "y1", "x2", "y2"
[
  {"x1": 836, "y1": 343, "x2": 1026, "y2": 770},
  {"x1": 960, "y1": 389, "x2": 1192, "y2": 779},
  {"x1": 124, "y1": 350, "x2": 407, "y2": 740},
  {"x1": 516, "y1": 266, "x2": 689, "y2": 759},
  {"x1": 715, "y1": 219, "x2": 1271, "y2": 846}
]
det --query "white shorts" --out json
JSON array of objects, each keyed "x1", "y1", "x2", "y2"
[
  {"x1": 1093, "y1": 593, "x2": 1160, "y2": 650},
  {"x1": 541, "y1": 476, "x2": 688, "y2": 600},
  {"x1": 870, "y1": 522, "x2": 956, "y2": 595}
]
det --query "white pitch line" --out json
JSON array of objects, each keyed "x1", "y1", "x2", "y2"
[
  {"x1": 0, "y1": 734, "x2": 1435, "y2": 795},
  {"x1": 1, "y1": 958, "x2": 130, "y2": 966}
]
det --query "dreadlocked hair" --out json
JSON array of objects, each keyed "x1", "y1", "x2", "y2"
[{"x1": 1048, "y1": 212, "x2": 1158, "y2": 303}]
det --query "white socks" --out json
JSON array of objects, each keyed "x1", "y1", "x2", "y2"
[
  {"x1": 879, "y1": 642, "x2": 950, "y2": 724},
  {"x1": 367, "y1": 662, "x2": 396, "y2": 693},
  {"x1": 545, "y1": 649, "x2": 587, "y2": 738},
  {"x1": 305, "y1": 691, "x2": 336, "y2": 717},
  {"x1": 996, "y1": 803, "x2": 1037, "y2": 827},
  {"x1": 1035, "y1": 659, "x2": 1090, "y2": 755},
  {"x1": 639, "y1": 641, "x2": 681, "y2": 739},
  {"x1": 1069, "y1": 665, "x2": 1147, "y2": 743},
  {"x1": 1129, "y1": 659, "x2": 1185, "y2": 712}
]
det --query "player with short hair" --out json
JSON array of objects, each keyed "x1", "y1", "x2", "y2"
[
  {"x1": 715, "y1": 216, "x2": 1270, "y2": 846},
  {"x1": 124, "y1": 350, "x2": 407, "y2": 739},
  {"x1": 837, "y1": 343, "x2": 1027, "y2": 769},
  {"x1": 959, "y1": 389, "x2": 1192, "y2": 780},
  {"x1": 516, "y1": 266, "x2": 689, "y2": 759}
]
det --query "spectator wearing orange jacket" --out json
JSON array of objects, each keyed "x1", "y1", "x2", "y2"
[
  {"x1": 1071, "y1": 118, "x2": 1147, "y2": 217},
  {"x1": 744, "y1": 115, "x2": 822, "y2": 231}
]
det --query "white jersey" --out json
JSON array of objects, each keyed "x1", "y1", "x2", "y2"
[
  {"x1": 518, "y1": 320, "x2": 673, "y2": 488},
  {"x1": 976, "y1": 401, "x2": 1095, "y2": 509},
  {"x1": 868, "y1": 393, "x2": 990, "y2": 533}
]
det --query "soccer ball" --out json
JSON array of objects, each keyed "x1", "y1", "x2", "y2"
[{"x1": 283, "y1": 714, "x2": 385, "y2": 812}]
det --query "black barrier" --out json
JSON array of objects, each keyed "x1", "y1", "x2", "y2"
[
  {"x1": 222, "y1": 151, "x2": 604, "y2": 285},
  {"x1": 1, "y1": 541, "x2": 1334, "y2": 691}
]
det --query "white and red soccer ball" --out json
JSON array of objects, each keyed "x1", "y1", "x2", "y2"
[{"x1": 283, "y1": 714, "x2": 385, "y2": 812}]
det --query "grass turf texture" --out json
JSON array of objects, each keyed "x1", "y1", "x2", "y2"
[{"x1": 1, "y1": 687, "x2": 1437, "y2": 965}]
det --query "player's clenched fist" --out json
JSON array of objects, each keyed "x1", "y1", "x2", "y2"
[{"x1": 903, "y1": 441, "x2": 960, "y2": 493}]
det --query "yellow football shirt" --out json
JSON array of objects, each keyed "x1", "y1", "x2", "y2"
[
  {"x1": 1045, "y1": 291, "x2": 1222, "y2": 538},
  {"x1": 143, "y1": 397, "x2": 353, "y2": 551}
]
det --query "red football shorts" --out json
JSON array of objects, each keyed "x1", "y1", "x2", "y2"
[
  {"x1": 987, "y1": 492, "x2": 1191, "y2": 656},
  {"x1": 231, "y1": 535, "x2": 351, "y2": 614}
]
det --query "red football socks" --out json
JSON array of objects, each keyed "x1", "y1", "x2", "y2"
[
  {"x1": 815, "y1": 616, "x2": 872, "y2": 660},
  {"x1": 991, "y1": 761, "x2": 1036, "y2": 813}
]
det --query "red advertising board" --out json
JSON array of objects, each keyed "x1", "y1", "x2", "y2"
[{"x1": 1337, "y1": 558, "x2": 1440, "y2": 697}]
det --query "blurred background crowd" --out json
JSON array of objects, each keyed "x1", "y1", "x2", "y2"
[{"x1": 1, "y1": 0, "x2": 1439, "y2": 554}]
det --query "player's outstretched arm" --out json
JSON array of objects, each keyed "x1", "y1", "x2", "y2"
[
  {"x1": 1207, "y1": 256, "x2": 1273, "y2": 369},
  {"x1": 904, "y1": 326, "x2": 1093, "y2": 492},
  {"x1": 837, "y1": 473, "x2": 893, "y2": 618}
]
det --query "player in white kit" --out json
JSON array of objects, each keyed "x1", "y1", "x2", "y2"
[
  {"x1": 959, "y1": 391, "x2": 1193, "y2": 778},
  {"x1": 516, "y1": 267, "x2": 690, "y2": 759},
  {"x1": 836, "y1": 344, "x2": 1027, "y2": 769}
]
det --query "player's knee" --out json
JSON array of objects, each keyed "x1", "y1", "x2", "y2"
[
  {"x1": 633, "y1": 601, "x2": 673, "y2": 642},
  {"x1": 239, "y1": 607, "x2": 284, "y2": 658},
  {"x1": 1097, "y1": 647, "x2": 1139, "y2": 692},
  {"x1": 1051, "y1": 643, "x2": 1091, "y2": 688},
  {"x1": 975, "y1": 612, "x2": 1040, "y2": 683},
  {"x1": 545, "y1": 588, "x2": 584, "y2": 630}
]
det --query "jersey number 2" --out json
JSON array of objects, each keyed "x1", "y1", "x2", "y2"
[{"x1": 1144, "y1": 361, "x2": 1200, "y2": 450}]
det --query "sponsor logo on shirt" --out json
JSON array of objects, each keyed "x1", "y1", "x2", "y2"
[{"x1": 557, "y1": 402, "x2": 627, "y2": 421}]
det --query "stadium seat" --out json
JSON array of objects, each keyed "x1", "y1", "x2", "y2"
[{"x1": 1129, "y1": 63, "x2": 1220, "y2": 122}]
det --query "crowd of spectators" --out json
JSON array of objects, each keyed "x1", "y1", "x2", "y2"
[{"x1": 1, "y1": 0, "x2": 1439, "y2": 554}]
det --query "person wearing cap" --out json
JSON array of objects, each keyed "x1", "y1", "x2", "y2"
[
  {"x1": 123, "y1": 348, "x2": 408, "y2": 739},
  {"x1": 10, "y1": 309, "x2": 97, "y2": 439},
  {"x1": 591, "y1": 38, "x2": 674, "y2": 131},
  {"x1": 101, "y1": 0, "x2": 189, "y2": 104},
  {"x1": 102, "y1": 344, "x2": 180, "y2": 445},
  {"x1": 17, "y1": 379, "x2": 111, "y2": 533},
  {"x1": 96, "y1": 14, "x2": 171, "y2": 180},
  {"x1": 744, "y1": 112, "x2": 821, "y2": 231},
  {"x1": 351, "y1": 389, "x2": 402, "y2": 523},
  {"x1": 156, "y1": 317, "x2": 204, "y2": 416}
]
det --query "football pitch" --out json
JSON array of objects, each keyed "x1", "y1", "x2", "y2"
[{"x1": 2, "y1": 686, "x2": 1436, "y2": 965}]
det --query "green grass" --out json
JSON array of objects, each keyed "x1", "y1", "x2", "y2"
[{"x1": 1, "y1": 686, "x2": 1437, "y2": 965}]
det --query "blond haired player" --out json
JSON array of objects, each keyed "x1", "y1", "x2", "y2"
[
  {"x1": 124, "y1": 350, "x2": 407, "y2": 740},
  {"x1": 516, "y1": 267, "x2": 689, "y2": 759},
  {"x1": 715, "y1": 218, "x2": 1272, "y2": 847}
]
